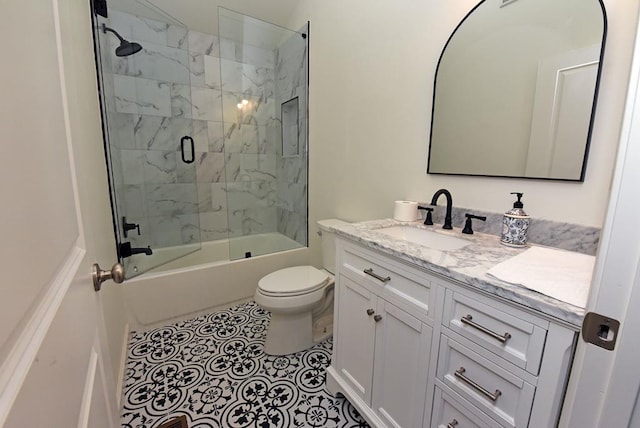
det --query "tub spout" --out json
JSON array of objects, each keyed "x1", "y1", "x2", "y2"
[
  {"x1": 130, "y1": 246, "x2": 153, "y2": 256},
  {"x1": 119, "y1": 242, "x2": 153, "y2": 258}
]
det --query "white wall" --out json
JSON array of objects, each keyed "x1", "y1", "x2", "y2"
[{"x1": 288, "y1": 0, "x2": 639, "y2": 265}]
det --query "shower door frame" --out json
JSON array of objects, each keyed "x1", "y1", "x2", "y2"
[
  {"x1": 218, "y1": 7, "x2": 310, "y2": 261},
  {"x1": 90, "y1": 0, "x2": 203, "y2": 278}
]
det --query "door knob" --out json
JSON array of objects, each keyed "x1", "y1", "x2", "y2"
[{"x1": 92, "y1": 262, "x2": 125, "y2": 291}]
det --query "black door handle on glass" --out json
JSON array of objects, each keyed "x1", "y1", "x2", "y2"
[{"x1": 181, "y1": 136, "x2": 195, "y2": 164}]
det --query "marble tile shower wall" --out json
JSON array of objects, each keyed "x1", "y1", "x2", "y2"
[
  {"x1": 220, "y1": 39, "x2": 279, "y2": 240},
  {"x1": 275, "y1": 23, "x2": 309, "y2": 246},
  {"x1": 104, "y1": 10, "x2": 289, "y2": 248}
]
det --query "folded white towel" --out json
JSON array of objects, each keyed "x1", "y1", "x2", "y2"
[{"x1": 487, "y1": 246, "x2": 595, "y2": 308}]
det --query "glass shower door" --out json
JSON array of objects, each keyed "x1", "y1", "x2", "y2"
[
  {"x1": 93, "y1": 1, "x2": 202, "y2": 278},
  {"x1": 218, "y1": 8, "x2": 309, "y2": 260}
]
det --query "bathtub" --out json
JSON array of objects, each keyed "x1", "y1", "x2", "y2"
[{"x1": 123, "y1": 233, "x2": 310, "y2": 330}]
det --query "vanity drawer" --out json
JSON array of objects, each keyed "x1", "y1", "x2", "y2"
[
  {"x1": 443, "y1": 290, "x2": 547, "y2": 375},
  {"x1": 431, "y1": 385, "x2": 502, "y2": 428},
  {"x1": 437, "y1": 335, "x2": 535, "y2": 428},
  {"x1": 340, "y1": 243, "x2": 433, "y2": 320}
]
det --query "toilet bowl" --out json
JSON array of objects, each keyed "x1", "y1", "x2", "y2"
[
  {"x1": 255, "y1": 266, "x2": 334, "y2": 355},
  {"x1": 255, "y1": 219, "x2": 347, "y2": 355}
]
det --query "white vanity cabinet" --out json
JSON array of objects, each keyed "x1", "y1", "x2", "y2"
[
  {"x1": 327, "y1": 240, "x2": 435, "y2": 428},
  {"x1": 435, "y1": 287, "x2": 576, "y2": 428},
  {"x1": 327, "y1": 237, "x2": 579, "y2": 428}
]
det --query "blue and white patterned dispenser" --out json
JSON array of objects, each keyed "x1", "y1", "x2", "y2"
[{"x1": 500, "y1": 192, "x2": 530, "y2": 247}]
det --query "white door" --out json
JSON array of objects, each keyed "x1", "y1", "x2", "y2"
[
  {"x1": 560, "y1": 19, "x2": 640, "y2": 428},
  {"x1": 525, "y1": 45, "x2": 600, "y2": 179},
  {"x1": 0, "y1": 0, "x2": 123, "y2": 427}
]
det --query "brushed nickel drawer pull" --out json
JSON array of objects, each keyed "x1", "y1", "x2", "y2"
[
  {"x1": 454, "y1": 367, "x2": 502, "y2": 402},
  {"x1": 447, "y1": 419, "x2": 459, "y2": 428},
  {"x1": 461, "y1": 314, "x2": 512, "y2": 343},
  {"x1": 364, "y1": 268, "x2": 391, "y2": 283}
]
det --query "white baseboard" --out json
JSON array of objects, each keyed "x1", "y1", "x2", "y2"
[
  {"x1": 115, "y1": 322, "x2": 130, "y2": 410},
  {"x1": 131, "y1": 297, "x2": 253, "y2": 332}
]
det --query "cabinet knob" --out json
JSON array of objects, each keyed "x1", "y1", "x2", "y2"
[
  {"x1": 447, "y1": 419, "x2": 459, "y2": 428},
  {"x1": 366, "y1": 308, "x2": 375, "y2": 316},
  {"x1": 374, "y1": 314, "x2": 382, "y2": 322}
]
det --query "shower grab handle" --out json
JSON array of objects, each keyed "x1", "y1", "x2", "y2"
[{"x1": 181, "y1": 136, "x2": 195, "y2": 164}]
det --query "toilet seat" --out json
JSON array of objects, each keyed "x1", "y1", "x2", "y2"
[{"x1": 258, "y1": 266, "x2": 332, "y2": 297}]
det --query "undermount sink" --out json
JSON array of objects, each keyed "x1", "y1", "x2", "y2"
[{"x1": 376, "y1": 226, "x2": 470, "y2": 251}]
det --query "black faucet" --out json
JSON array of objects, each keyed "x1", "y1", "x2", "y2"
[{"x1": 430, "y1": 188, "x2": 453, "y2": 230}]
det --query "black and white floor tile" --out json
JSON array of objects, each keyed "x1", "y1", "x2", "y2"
[{"x1": 121, "y1": 301, "x2": 370, "y2": 428}]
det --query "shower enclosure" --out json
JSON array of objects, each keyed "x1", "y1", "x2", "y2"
[{"x1": 91, "y1": 1, "x2": 309, "y2": 278}]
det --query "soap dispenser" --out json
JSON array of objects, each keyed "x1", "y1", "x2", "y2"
[{"x1": 500, "y1": 192, "x2": 530, "y2": 247}]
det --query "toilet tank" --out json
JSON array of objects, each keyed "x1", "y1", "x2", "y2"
[{"x1": 317, "y1": 219, "x2": 349, "y2": 274}]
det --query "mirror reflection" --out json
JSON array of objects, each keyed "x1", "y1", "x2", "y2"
[{"x1": 428, "y1": 0, "x2": 606, "y2": 181}]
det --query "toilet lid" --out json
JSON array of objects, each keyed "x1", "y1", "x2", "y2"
[{"x1": 258, "y1": 266, "x2": 331, "y2": 296}]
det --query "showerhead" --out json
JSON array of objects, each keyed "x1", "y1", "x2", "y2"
[
  {"x1": 102, "y1": 24, "x2": 143, "y2": 57},
  {"x1": 115, "y1": 41, "x2": 142, "y2": 57}
]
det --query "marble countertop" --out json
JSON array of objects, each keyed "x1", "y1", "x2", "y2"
[{"x1": 331, "y1": 219, "x2": 588, "y2": 327}]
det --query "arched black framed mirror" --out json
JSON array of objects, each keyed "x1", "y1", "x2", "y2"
[{"x1": 428, "y1": 0, "x2": 607, "y2": 181}]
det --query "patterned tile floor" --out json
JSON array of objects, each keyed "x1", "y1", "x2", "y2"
[{"x1": 121, "y1": 301, "x2": 370, "y2": 428}]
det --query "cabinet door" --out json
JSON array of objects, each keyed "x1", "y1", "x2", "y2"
[
  {"x1": 372, "y1": 300, "x2": 432, "y2": 428},
  {"x1": 335, "y1": 275, "x2": 377, "y2": 404}
]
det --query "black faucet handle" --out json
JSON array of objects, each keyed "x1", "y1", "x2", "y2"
[
  {"x1": 122, "y1": 216, "x2": 141, "y2": 238},
  {"x1": 418, "y1": 206, "x2": 434, "y2": 225},
  {"x1": 462, "y1": 213, "x2": 487, "y2": 235}
]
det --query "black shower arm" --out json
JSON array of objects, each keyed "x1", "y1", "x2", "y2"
[{"x1": 102, "y1": 24, "x2": 126, "y2": 43}]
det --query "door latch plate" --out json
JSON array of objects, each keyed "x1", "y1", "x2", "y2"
[{"x1": 581, "y1": 312, "x2": 620, "y2": 351}]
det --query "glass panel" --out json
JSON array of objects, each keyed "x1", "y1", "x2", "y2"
[
  {"x1": 218, "y1": 8, "x2": 308, "y2": 260},
  {"x1": 93, "y1": 0, "x2": 202, "y2": 278}
]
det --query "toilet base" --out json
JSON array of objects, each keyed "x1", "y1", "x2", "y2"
[
  {"x1": 312, "y1": 311, "x2": 333, "y2": 343},
  {"x1": 264, "y1": 311, "x2": 313, "y2": 356}
]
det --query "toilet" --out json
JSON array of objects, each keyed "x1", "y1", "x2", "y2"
[{"x1": 254, "y1": 219, "x2": 347, "y2": 355}]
